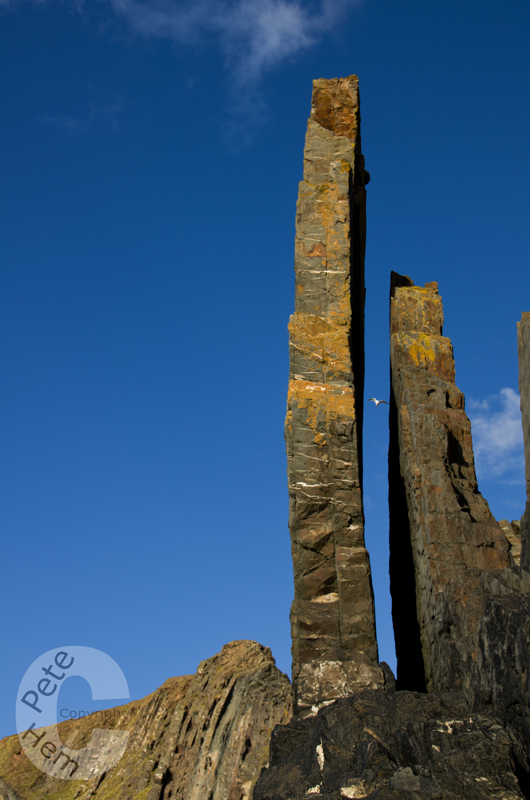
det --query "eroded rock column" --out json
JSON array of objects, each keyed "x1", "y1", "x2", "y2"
[
  {"x1": 286, "y1": 76, "x2": 382, "y2": 716},
  {"x1": 389, "y1": 273, "x2": 510, "y2": 693},
  {"x1": 518, "y1": 312, "x2": 530, "y2": 571}
]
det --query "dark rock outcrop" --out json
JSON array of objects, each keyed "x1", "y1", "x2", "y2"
[
  {"x1": 285, "y1": 75, "x2": 382, "y2": 717},
  {"x1": 0, "y1": 641, "x2": 292, "y2": 800},
  {"x1": 468, "y1": 574, "x2": 530, "y2": 751},
  {"x1": 254, "y1": 689, "x2": 530, "y2": 800},
  {"x1": 519, "y1": 312, "x2": 530, "y2": 570}
]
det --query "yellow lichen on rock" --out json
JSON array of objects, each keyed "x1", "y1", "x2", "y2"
[
  {"x1": 394, "y1": 331, "x2": 455, "y2": 382},
  {"x1": 287, "y1": 76, "x2": 381, "y2": 716},
  {"x1": 288, "y1": 312, "x2": 352, "y2": 382},
  {"x1": 288, "y1": 379, "x2": 355, "y2": 433}
]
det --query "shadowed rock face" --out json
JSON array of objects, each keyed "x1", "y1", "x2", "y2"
[
  {"x1": 519, "y1": 312, "x2": 530, "y2": 570},
  {"x1": 254, "y1": 689, "x2": 530, "y2": 800},
  {"x1": 285, "y1": 76, "x2": 382, "y2": 716},
  {"x1": 388, "y1": 273, "x2": 510, "y2": 694},
  {"x1": 0, "y1": 641, "x2": 292, "y2": 800}
]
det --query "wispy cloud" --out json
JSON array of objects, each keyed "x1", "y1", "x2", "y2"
[
  {"x1": 468, "y1": 387, "x2": 524, "y2": 481},
  {"x1": 42, "y1": 102, "x2": 124, "y2": 137},
  {"x1": 2, "y1": 0, "x2": 360, "y2": 83},
  {"x1": 5, "y1": 0, "x2": 362, "y2": 134},
  {"x1": 108, "y1": 0, "x2": 361, "y2": 85}
]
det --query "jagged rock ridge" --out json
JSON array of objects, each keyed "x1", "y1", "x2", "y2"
[
  {"x1": 285, "y1": 75, "x2": 383, "y2": 717},
  {"x1": 0, "y1": 641, "x2": 292, "y2": 800}
]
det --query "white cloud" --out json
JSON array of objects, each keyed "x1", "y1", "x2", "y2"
[
  {"x1": 107, "y1": 0, "x2": 361, "y2": 85},
  {"x1": 3, "y1": 0, "x2": 361, "y2": 132},
  {"x1": 2, "y1": 0, "x2": 361, "y2": 83},
  {"x1": 468, "y1": 387, "x2": 524, "y2": 480}
]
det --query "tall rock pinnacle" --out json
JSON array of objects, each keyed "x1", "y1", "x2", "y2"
[
  {"x1": 285, "y1": 76, "x2": 383, "y2": 715},
  {"x1": 518, "y1": 312, "x2": 530, "y2": 571},
  {"x1": 389, "y1": 273, "x2": 511, "y2": 693}
]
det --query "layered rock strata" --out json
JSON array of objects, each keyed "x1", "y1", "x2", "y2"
[
  {"x1": 0, "y1": 641, "x2": 292, "y2": 800},
  {"x1": 518, "y1": 312, "x2": 530, "y2": 570},
  {"x1": 285, "y1": 76, "x2": 382, "y2": 716},
  {"x1": 388, "y1": 273, "x2": 511, "y2": 693}
]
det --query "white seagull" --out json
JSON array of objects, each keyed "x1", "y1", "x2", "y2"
[{"x1": 368, "y1": 397, "x2": 388, "y2": 407}]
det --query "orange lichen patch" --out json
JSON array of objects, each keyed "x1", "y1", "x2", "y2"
[
  {"x1": 391, "y1": 286, "x2": 444, "y2": 336},
  {"x1": 394, "y1": 332, "x2": 455, "y2": 382},
  {"x1": 306, "y1": 242, "x2": 327, "y2": 257},
  {"x1": 288, "y1": 379, "x2": 355, "y2": 432},
  {"x1": 289, "y1": 312, "x2": 352, "y2": 380},
  {"x1": 407, "y1": 332, "x2": 436, "y2": 367},
  {"x1": 314, "y1": 183, "x2": 350, "y2": 257},
  {"x1": 312, "y1": 76, "x2": 360, "y2": 140}
]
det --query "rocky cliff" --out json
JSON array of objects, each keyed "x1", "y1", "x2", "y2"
[
  {"x1": 0, "y1": 641, "x2": 292, "y2": 800},
  {"x1": 519, "y1": 312, "x2": 530, "y2": 570},
  {"x1": 3, "y1": 75, "x2": 530, "y2": 800},
  {"x1": 285, "y1": 75, "x2": 382, "y2": 717},
  {"x1": 388, "y1": 274, "x2": 530, "y2": 752},
  {"x1": 255, "y1": 272, "x2": 530, "y2": 800},
  {"x1": 388, "y1": 272, "x2": 511, "y2": 694},
  {"x1": 254, "y1": 78, "x2": 530, "y2": 799}
]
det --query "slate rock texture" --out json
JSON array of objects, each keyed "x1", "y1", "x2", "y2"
[
  {"x1": 253, "y1": 689, "x2": 530, "y2": 800},
  {"x1": 0, "y1": 641, "x2": 292, "y2": 800},
  {"x1": 466, "y1": 569, "x2": 530, "y2": 754},
  {"x1": 388, "y1": 273, "x2": 511, "y2": 695},
  {"x1": 518, "y1": 312, "x2": 530, "y2": 570},
  {"x1": 286, "y1": 75, "x2": 382, "y2": 717}
]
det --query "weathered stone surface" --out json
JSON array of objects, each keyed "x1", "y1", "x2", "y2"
[
  {"x1": 286, "y1": 76, "x2": 382, "y2": 716},
  {"x1": 468, "y1": 571, "x2": 530, "y2": 751},
  {"x1": 518, "y1": 312, "x2": 530, "y2": 570},
  {"x1": 498, "y1": 518, "x2": 522, "y2": 568},
  {"x1": 0, "y1": 777, "x2": 24, "y2": 800},
  {"x1": 388, "y1": 273, "x2": 511, "y2": 694},
  {"x1": 0, "y1": 641, "x2": 292, "y2": 800},
  {"x1": 254, "y1": 689, "x2": 530, "y2": 800}
]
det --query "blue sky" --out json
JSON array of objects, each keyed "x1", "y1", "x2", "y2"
[{"x1": 1, "y1": 0, "x2": 529, "y2": 738}]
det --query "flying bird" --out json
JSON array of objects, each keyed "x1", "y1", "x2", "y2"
[{"x1": 368, "y1": 397, "x2": 388, "y2": 407}]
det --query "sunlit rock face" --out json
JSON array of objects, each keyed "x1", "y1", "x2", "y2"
[
  {"x1": 388, "y1": 273, "x2": 510, "y2": 694},
  {"x1": 257, "y1": 80, "x2": 530, "y2": 800},
  {"x1": 285, "y1": 76, "x2": 383, "y2": 716},
  {"x1": 387, "y1": 275, "x2": 530, "y2": 757},
  {"x1": 257, "y1": 268, "x2": 530, "y2": 800},
  {"x1": 0, "y1": 641, "x2": 292, "y2": 800}
]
